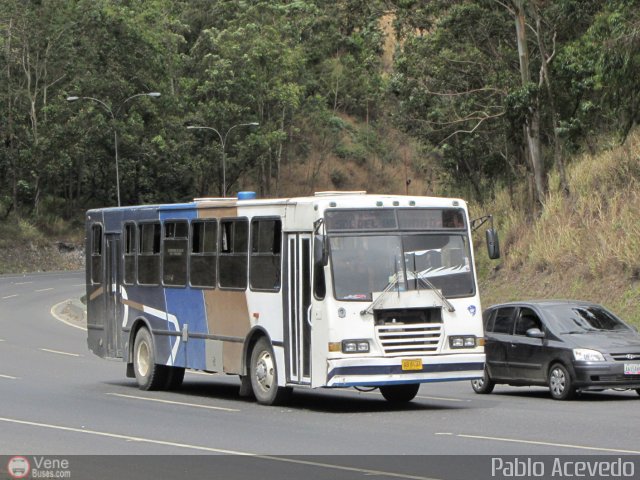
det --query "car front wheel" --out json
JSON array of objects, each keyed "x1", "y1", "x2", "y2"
[
  {"x1": 471, "y1": 368, "x2": 495, "y2": 394},
  {"x1": 548, "y1": 363, "x2": 576, "y2": 400}
]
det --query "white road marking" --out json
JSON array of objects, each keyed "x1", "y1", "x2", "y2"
[
  {"x1": 434, "y1": 433, "x2": 453, "y2": 436},
  {"x1": 39, "y1": 348, "x2": 81, "y2": 357},
  {"x1": 0, "y1": 417, "x2": 439, "y2": 480},
  {"x1": 0, "y1": 339, "x2": 5, "y2": 342},
  {"x1": 456, "y1": 433, "x2": 640, "y2": 455},
  {"x1": 106, "y1": 393, "x2": 240, "y2": 412},
  {"x1": 0, "y1": 374, "x2": 18, "y2": 380},
  {"x1": 50, "y1": 301, "x2": 86, "y2": 331},
  {"x1": 35, "y1": 288, "x2": 54, "y2": 292},
  {"x1": 2, "y1": 295, "x2": 18, "y2": 299},
  {"x1": 14, "y1": 282, "x2": 33, "y2": 285}
]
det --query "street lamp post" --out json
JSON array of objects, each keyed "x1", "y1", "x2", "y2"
[
  {"x1": 67, "y1": 92, "x2": 161, "y2": 207},
  {"x1": 187, "y1": 122, "x2": 259, "y2": 197}
]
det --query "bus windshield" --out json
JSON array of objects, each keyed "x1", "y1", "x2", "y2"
[{"x1": 330, "y1": 234, "x2": 474, "y2": 301}]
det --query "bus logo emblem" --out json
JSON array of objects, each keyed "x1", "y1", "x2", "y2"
[{"x1": 468, "y1": 305, "x2": 477, "y2": 316}]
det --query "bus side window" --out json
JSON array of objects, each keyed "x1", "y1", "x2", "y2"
[
  {"x1": 250, "y1": 218, "x2": 281, "y2": 291},
  {"x1": 123, "y1": 223, "x2": 136, "y2": 285},
  {"x1": 219, "y1": 218, "x2": 248, "y2": 289},
  {"x1": 163, "y1": 220, "x2": 188, "y2": 287},
  {"x1": 138, "y1": 222, "x2": 161, "y2": 285},
  {"x1": 91, "y1": 224, "x2": 103, "y2": 285},
  {"x1": 190, "y1": 220, "x2": 217, "y2": 288}
]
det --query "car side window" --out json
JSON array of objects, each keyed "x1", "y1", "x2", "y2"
[
  {"x1": 483, "y1": 309, "x2": 497, "y2": 332},
  {"x1": 515, "y1": 307, "x2": 543, "y2": 335},
  {"x1": 492, "y1": 307, "x2": 516, "y2": 334}
]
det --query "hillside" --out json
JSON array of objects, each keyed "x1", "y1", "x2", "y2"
[
  {"x1": 477, "y1": 129, "x2": 640, "y2": 327},
  {"x1": 3, "y1": 128, "x2": 640, "y2": 330}
]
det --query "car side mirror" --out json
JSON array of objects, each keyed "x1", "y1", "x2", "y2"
[
  {"x1": 314, "y1": 235, "x2": 328, "y2": 267},
  {"x1": 526, "y1": 328, "x2": 544, "y2": 339},
  {"x1": 486, "y1": 228, "x2": 500, "y2": 259}
]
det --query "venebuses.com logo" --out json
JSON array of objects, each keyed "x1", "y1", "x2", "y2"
[{"x1": 7, "y1": 456, "x2": 30, "y2": 479}]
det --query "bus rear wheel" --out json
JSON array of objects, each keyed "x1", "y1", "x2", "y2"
[
  {"x1": 380, "y1": 383, "x2": 420, "y2": 403},
  {"x1": 133, "y1": 327, "x2": 168, "y2": 391},
  {"x1": 250, "y1": 337, "x2": 291, "y2": 405}
]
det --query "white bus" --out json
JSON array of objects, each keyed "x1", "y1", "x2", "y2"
[{"x1": 86, "y1": 191, "x2": 499, "y2": 404}]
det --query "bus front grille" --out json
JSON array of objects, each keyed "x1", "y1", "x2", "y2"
[{"x1": 376, "y1": 323, "x2": 443, "y2": 355}]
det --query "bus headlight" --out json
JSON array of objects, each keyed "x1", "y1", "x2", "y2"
[
  {"x1": 449, "y1": 335, "x2": 477, "y2": 349},
  {"x1": 342, "y1": 340, "x2": 370, "y2": 353}
]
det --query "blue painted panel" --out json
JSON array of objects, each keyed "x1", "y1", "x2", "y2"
[{"x1": 160, "y1": 208, "x2": 208, "y2": 370}]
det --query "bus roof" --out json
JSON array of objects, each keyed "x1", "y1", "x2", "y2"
[{"x1": 86, "y1": 191, "x2": 467, "y2": 214}]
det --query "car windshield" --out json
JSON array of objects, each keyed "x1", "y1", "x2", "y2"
[
  {"x1": 546, "y1": 305, "x2": 632, "y2": 333},
  {"x1": 329, "y1": 234, "x2": 474, "y2": 301}
]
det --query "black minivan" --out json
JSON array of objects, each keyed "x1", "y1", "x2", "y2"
[{"x1": 472, "y1": 300, "x2": 640, "y2": 400}]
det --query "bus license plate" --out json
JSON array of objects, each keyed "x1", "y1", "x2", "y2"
[
  {"x1": 402, "y1": 359, "x2": 423, "y2": 371},
  {"x1": 624, "y1": 363, "x2": 640, "y2": 375}
]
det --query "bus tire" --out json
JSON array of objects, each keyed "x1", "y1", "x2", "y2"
[
  {"x1": 380, "y1": 383, "x2": 420, "y2": 403},
  {"x1": 165, "y1": 367, "x2": 185, "y2": 390},
  {"x1": 133, "y1": 327, "x2": 168, "y2": 391},
  {"x1": 250, "y1": 337, "x2": 291, "y2": 405}
]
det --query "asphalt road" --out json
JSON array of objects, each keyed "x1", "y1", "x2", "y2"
[{"x1": 1, "y1": 271, "x2": 639, "y2": 479}]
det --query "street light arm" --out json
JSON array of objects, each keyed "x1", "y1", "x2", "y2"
[
  {"x1": 116, "y1": 92, "x2": 161, "y2": 117},
  {"x1": 187, "y1": 121, "x2": 258, "y2": 198},
  {"x1": 224, "y1": 122, "x2": 259, "y2": 144},
  {"x1": 187, "y1": 125, "x2": 224, "y2": 146},
  {"x1": 68, "y1": 96, "x2": 115, "y2": 119}
]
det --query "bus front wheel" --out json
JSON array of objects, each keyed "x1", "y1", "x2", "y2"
[
  {"x1": 380, "y1": 383, "x2": 420, "y2": 403},
  {"x1": 250, "y1": 337, "x2": 291, "y2": 405},
  {"x1": 133, "y1": 327, "x2": 168, "y2": 391}
]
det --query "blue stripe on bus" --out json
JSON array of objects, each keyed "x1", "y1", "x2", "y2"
[{"x1": 327, "y1": 362, "x2": 484, "y2": 381}]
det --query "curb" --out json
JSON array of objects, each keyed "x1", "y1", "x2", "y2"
[{"x1": 51, "y1": 298, "x2": 87, "y2": 331}]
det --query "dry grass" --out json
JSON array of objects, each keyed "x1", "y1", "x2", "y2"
[{"x1": 478, "y1": 129, "x2": 640, "y2": 326}]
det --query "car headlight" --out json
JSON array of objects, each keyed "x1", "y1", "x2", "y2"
[{"x1": 573, "y1": 348, "x2": 605, "y2": 362}]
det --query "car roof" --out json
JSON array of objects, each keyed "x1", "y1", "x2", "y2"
[{"x1": 485, "y1": 299, "x2": 600, "y2": 311}]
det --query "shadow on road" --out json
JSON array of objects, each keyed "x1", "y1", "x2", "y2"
[{"x1": 105, "y1": 378, "x2": 472, "y2": 414}]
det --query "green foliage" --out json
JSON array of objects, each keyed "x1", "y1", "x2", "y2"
[{"x1": 1, "y1": 0, "x2": 639, "y2": 218}]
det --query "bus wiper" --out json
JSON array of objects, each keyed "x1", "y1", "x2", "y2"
[
  {"x1": 414, "y1": 273, "x2": 455, "y2": 313},
  {"x1": 360, "y1": 274, "x2": 399, "y2": 316}
]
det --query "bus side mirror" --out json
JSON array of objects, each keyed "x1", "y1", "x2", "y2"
[
  {"x1": 486, "y1": 228, "x2": 500, "y2": 259},
  {"x1": 314, "y1": 235, "x2": 328, "y2": 267}
]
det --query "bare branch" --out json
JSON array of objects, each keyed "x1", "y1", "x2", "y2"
[
  {"x1": 438, "y1": 111, "x2": 506, "y2": 144},
  {"x1": 494, "y1": 0, "x2": 515, "y2": 16}
]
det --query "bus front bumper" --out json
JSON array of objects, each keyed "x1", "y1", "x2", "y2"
[{"x1": 326, "y1": 353, "x2": 485, "y2": 387}]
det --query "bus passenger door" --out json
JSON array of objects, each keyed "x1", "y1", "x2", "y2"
[
  {"x1": 105, "y1": 234, "x2": 124, "y2": 358},
  {"x1": 286, "y1": 233, "x2": 312, "y2": 385}
]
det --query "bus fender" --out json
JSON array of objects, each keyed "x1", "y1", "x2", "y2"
[
  {"x1": 125, "y1": 317, "x2": 154, "y2": 377},
  {"x1": 242, "y1": 326, "x2": 272, "y2": 376}
]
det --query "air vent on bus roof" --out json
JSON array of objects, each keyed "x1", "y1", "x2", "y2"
[{"x1": 314, "y1": 191, "x2": 367, "y2": 196}]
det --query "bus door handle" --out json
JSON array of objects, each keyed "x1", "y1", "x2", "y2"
[{"x1": 306, "y1": 305, "x2": 313, "y2": 329}]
